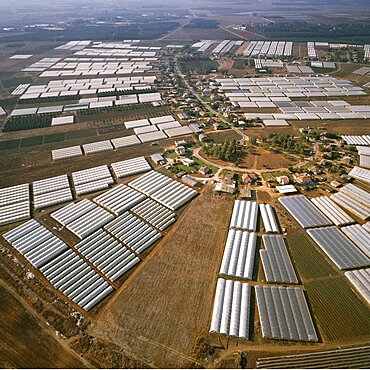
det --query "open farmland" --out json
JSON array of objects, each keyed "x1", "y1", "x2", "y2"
[
  {"x1": 305, "y1": 277, "x2": 370, "y2": 341},
  {"x1": 0, "y1": 2, "x2": 370, "y2": 366},
  {"x1": 0, "y1": 280, "x2": 87, "y2": 368},
  {"x1": 286, "y1": 230, "x2": 338, "y2": 280},
  {"x1": 91, "y1": 185, "x2": 233, "y2": 368}
]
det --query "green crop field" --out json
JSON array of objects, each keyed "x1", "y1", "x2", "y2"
[
  {"x1": 20, "y1": 136, "x2": 43, "y2": 147},
  {"x1": 286, "y1": 231, "x2": 338, "y2": 279},
  {"x1": 43, "y1": 133, "x2": 65, "y2": 143},
  {"x1": 0, "y1": 139, "x2": 20, "y2": 150},
  {"x1": 306, "y1": 277, "x2": 370, "y2": 341}
]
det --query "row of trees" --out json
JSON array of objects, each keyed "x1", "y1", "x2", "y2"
[
  {"x1": 243, "y1": 22, "x2": 370, "y2": 43},
  {"x1": 97, "y1": 88, "x2": 156, "y2": 98},
  {"x1": 18, "y1": 95, "x2": 80, "y2": 105}
]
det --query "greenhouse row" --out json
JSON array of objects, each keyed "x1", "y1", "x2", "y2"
[
  {"x1": 75, "y1": 178, "x2": 114, "y2": 196},
  {"x1": 111, "y1": 156, "x2": 151, "y2": 179},
  {"x1": 0, "y1": 183, "x2": 31, "y2": 226},
  {"x1": 51, "y1": 199, "x2": 97, "y2": 225},
  {"x1": 52, "y1": 145, "x2": 83, "y2": 161},
  {"x1": 111, "y1": 135, "x2": 141, "y2": 149},
  {"x1": 341, "y1": 135, "x2": 370, "y2": 146},
  {"x1": 0, "y1": 201, "x2": 31, "y2": 227},
  {"x1": 32, "y1": 174, "x2": 73, "y2": 210},
  {"x1": 74, "y1": 228, "x2": 140, "y2": 282},
  {"x1": 345, "y1": 268, "x2": 370, "y2": 305},
  {"x1": 259, "y1": 204, "x2": 280, "y2": 233},
  {"x1": 229, "y1": 200, "x2": 259, "y2": 231},
  {"x1": 93, "y1": 184, "x2": 146, "y2": 216},
  {"x1": 330, "y1": 192, "x2": 370, "y2": 220},
  {"x1": 72, "y1": 165, "x2": 113, "y2": 186},
  {"x1": 342, "y1": 224, "x2": 370, "y2": 257},
  {"x1": 32, "y1": 174, "x2": 70, "y2": 195},
  {"x1": 349, "y1": 167, "x2": 370, "y2": 184},
  {"x1": 310, "y1": 196, "x2": 355, "y2": 226},
  {"x1": 82, "y1": 140, "x2": 114, "y2": 154},
  {"x1": 260, "y1": 235, "x2": 298, "y2": 284},
  {"x1": 307, "y1": 226, "x2": 370, "y2": 270},
  {"x1": 0, "y1": 183, "x2": 29, "y2": 206},
  {"x1": 3, "y1": 219, "x2": 68, "y2": 268},
  {"x1": 129, "y1": 170, "x2": 172, "y2": 195},
  {"x1": 219, "y1": 230, "x2": 257, "y2": 281},
  {"x1": 150, "y1": 179, "x2": 197, "y2": 211},
  {"x1": 341, "y1": 183, "x2": 370, "y2": 206},
  {"x1": 40, "y1": 248, "x2": 114, "y2": 311},
  {"x1": 209, "y1": 278, "x2": 251, "y2": 340},
  {"x1": 278, "y1": 195, "x2": 332, "y2": 229},
  {"x1": 65, "y1": 205, "x2": 114, "y2": 239},
  {"x1": 255, "y1": 286, "x2": 318, "y2": 342},
  {"x1": 104, "y1": 212, "x2": 162, "y2": 254},
  {"x1": 33, "y1": 187, "x2": 73, "y2": 210},
  {"x1": 131, "y1": 198, "x2": 176, "y2": 231}
]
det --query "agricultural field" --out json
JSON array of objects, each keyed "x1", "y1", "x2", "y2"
[
  {"x1": 286, "y1": 230, "x2": 338, "y2": 280},
  {"x1": 0, "y1": 2, "x2": 369, "y2": 367},
  {"x1": 91, "y1": 185, "x2": 234, "y2": 368},
  {"x1": 0, "y1": 281, "x2": 87, "y2": 368},
  {"x1": 305, "y1": 277, "x2": 370, "y2": 341}
]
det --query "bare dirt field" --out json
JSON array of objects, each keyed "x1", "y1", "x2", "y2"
[
  {"x1": 289, "y1": 119, "x2": 370, "y2": 136},
  {"x1": 0, "y1": 135, "x2": 193, "y2": 188},
  {"x1": 90, "y1": 185, "x2": 234, "y2": 368},
  {"x1": 0, "y1": 280, "x2": 87, "y2": 368},
  {"x1": 199, "y1": 145, "x2": 298, "y2": 171}
]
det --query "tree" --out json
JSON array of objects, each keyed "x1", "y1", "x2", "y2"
[{"x1": 250, "y1": 136, "x2": 257, "y2": 145}]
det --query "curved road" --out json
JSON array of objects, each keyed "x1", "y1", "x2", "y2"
[{"x1": 193, "y1": 148, "x2": 289, "y2": 180}]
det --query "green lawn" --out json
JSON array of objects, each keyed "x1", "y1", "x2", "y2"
[{"x1": 173, "y1": 156, "x2": 218, "y2": 174}]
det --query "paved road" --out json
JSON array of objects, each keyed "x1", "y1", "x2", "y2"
[{"x1": 175, "y1": 57, "x2": 249, "y2": 143}]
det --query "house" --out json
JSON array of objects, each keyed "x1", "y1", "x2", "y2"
[
  {"x1": 150, "y1": 153, "x2": 166, "y2": 165},
  {"x1": 199, "y1": 166, "x2": 210, "y2": 175},
  {"x1": 276, "y1": 175, "x2": 290, "y2": 185},
  {"x1": 182, "y1": 175, "x2": 201, "y2": 187},
  {"x1": 330, "y1": 180, "x2": 342, "y2": 188},
  {"x1": 175, "y1": 146, "x2": 186, "y2": 156},
  {"x1": 276, "y1": 185, "x2": 298, "y2": 194},
  {"x1": 215, "y1": 180, "x2": 236, "y2": 194},
  {"x1": 199, "y1": 134, "x2": 208, "y2": 142},
  {"x1": 294, "y1": 173, "x2": 312, "y2": 185},
  {"x1": 202, "y1": 88, "x2": 212, "y2": 97},
  {"x1": 309, "y1": 166, "x2": 322, "y2": 175},
  {"x1": 213, "y1": 123, "x2": 221, "y2": 130},
  {"x1": 242, "y1": 174, "x2": 252, "y2": 184},
  {"x1": 240, "y1": 184, "x2": 252, "y2": 198},
  {"x1": 177, "y1": 113, "x2": 188, "y2": 120},
  {"x1": 181, "y1": 158, "x2": 195, "y2": 167},
  {"x1": 248, "y1": 174, "x2": 258, "y2": 182},
  {"x1": 176, "y1": 171, "x2": 187, "y2": 178},
  {"x1": 175, "y1": 140, "x2": 187, "y2": 147}
]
